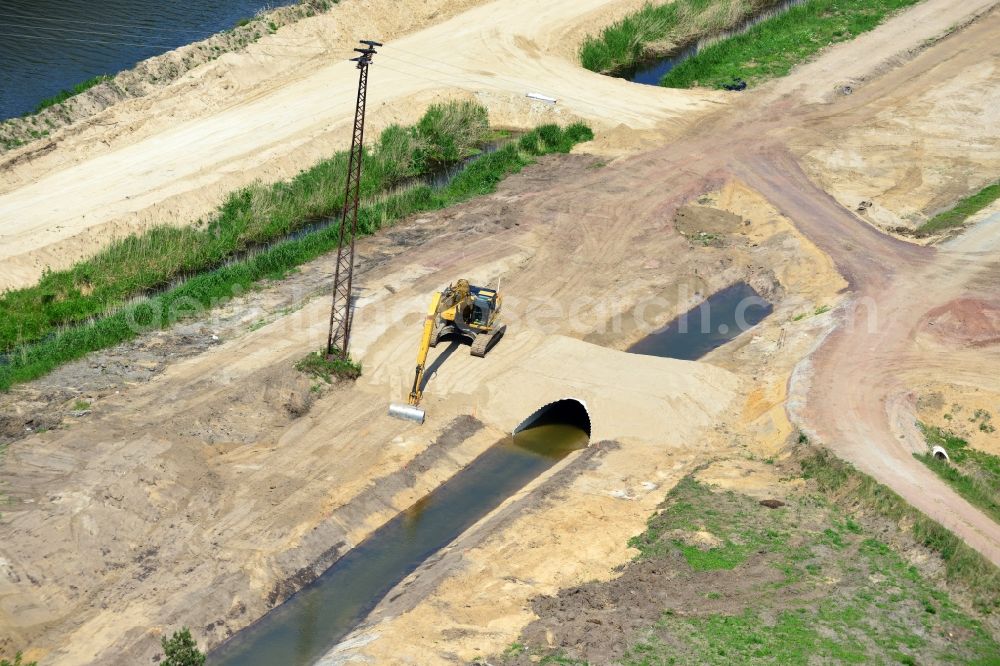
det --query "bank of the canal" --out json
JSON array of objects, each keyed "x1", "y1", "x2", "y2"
[{"x1": 209, "y1": 401, "x2": 591, "y2": 666}]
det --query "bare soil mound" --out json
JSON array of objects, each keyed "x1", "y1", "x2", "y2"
[{"x1": 922, "y1": 298, "x2": 1000, "y2": 347}]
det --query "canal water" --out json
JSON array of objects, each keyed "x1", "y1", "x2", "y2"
[
  {"x1": 628, "y1": 282, "x2": 773, "y2": 360},
  {"x1": 208, "y1": 401, "x2": 590, "y2": 666},
  {"x1": 0, "y1": 0, "x2": 284, "y2": 119},
  {"x1": 622, "y1": 0, "x2": 807, "y2": 86}
]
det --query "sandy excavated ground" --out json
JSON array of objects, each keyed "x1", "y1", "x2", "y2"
[
  {"x1": 793, "y1": 0, "x2": 1000, "y2": 233},
  {"x1": 1, "y1": 0, "x2": 1000, "y2": 664},
  {"x1": 328, "y1": 181, "x2": 844, "y2": 664}
]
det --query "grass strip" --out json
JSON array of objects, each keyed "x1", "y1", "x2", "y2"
[
  {"x1": 0, "y1": 122, "x2": 593, "y2": 390},
  {"x1": 32, "y1": 75, "x2": 113, "y2": 114},
  {"x1": 800, "y1": 446, "x2": 1000, "y2": 614},
  {"x1": 916, "y1": 180, "x2": 1000, "y2": 236},
  {"x1": 0, "y1": 101, "x2": 493, "y2": 352},
  {"x1": 579, "y1": 0, "x2": 780, "y2": 75},
  {"x1": 914, "y1": 424, "x2": 1000, "y2": 525},
  {"x1": 661, "y1": 0, "x2": 922, "y2": 89}
]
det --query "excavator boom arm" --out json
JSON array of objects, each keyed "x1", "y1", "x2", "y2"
[{"x1": 408, "y1": 291, "x2": 443, "y2": 405}]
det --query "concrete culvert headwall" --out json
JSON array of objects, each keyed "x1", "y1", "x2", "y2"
[{"x1": 513, "y1": 398, "x2": 592, "y2": 439}]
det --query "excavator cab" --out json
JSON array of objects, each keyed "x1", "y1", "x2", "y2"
[{"x1": 468, "y1": 286, "x2": 499, "y2": 328}]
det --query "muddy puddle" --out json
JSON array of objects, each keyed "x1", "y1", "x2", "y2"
[
  {"x1": 628, "y1": 282, "x2": 772, "y2": 359},
  {"x1": 622, "y1": 0, "x2": 806, "y2": 86},
  {"x1": 209, "y1": 401, "x2": 589, "y2": 665}
]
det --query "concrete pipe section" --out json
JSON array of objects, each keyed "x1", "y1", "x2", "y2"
[{"x1": 932, "y1": 445, "x2": 950, "y2": 461}]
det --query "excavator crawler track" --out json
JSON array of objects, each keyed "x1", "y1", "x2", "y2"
[
  {"x1": 429, "y1": 324, "x2": 453, "y2": 348},
  {"x1": 470, "y1": 324, "x2": 506, "y2": 358}
]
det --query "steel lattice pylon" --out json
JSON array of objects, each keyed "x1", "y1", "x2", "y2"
[{"x1": 327, "y1": 40, "x2": 382, "y2": 360}]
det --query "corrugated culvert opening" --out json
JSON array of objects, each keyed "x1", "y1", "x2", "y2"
[{"x1": 514, "y1": 398, "x2": 592, "y2": 440}]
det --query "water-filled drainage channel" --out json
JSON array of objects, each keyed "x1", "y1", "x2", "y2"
[
  {"x1": 628, "y1": 282, "x2": 773, "y2": 359},
  {"x1": 622, "y1": 0, "x2": 807, "y2": 86},
  {"x1": 0, "y1": 138, "x2": 518, "y2": 369},
  {"x1": 209, "y1": 401, "x2": 590, "y2": 665}
]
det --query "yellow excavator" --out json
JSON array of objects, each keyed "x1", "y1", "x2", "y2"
[{"x1": 388, "y1": 279, "x2": 505, "y2": 424}]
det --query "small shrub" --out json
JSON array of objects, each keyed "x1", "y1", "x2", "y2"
[
  {"x1": 518, "y1": 130, "x2": 541, "y2": 155},
  {"x1": 414, "y1": 100, "x2": 490, "y2": 167},
  {"x1": 295, "y1": 349, "x2": 362, "y2": 383},
  {"x1": 536, "y1": 124, "x2": 564, "y2": 151},
  {"x1": 565, "y1": 122, "x2": 595, "y2": 144},
  {"x1": 161, "y1": 628, "x2": 205, "y2": 666}
]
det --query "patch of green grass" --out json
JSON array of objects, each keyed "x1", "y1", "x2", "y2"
[
  {"x1": 517, "y1": 123, "x2": 593, "y2": 156},
  {"x1": 918, "y1": 423, "x2": 972, "y2": 459},
  {"x1": 913, "y1": 424, "x2": 1000, "y2": 526},
  {"x1": 510, "y1": 468, "x2": 999, "y2": 666},
  {"x1": 579, "y1": 0, "x2": 779, "y2": 75},
  {"x1": 0, "y1": 120, "x2": 592, "y2": 391},
  {"x1": 32, "y1": 75, "x2": 112, "y2": 114},
  {"x1": 677, "y1": 541, "x2": 750, "y2": 570},
  {"x1": 71, "y1": 399, "x2": 91, "y2": 411},
  {"x1": 628, "y1": 476, "x2": 789, "y2": 571},
  {"x1": 801, "y1": 447, "x2": 1000, "y2": 614},
  {"x1": 0, "y1": 102, "x2": 492, "y2": 354},
  {"x1": 1, "y1": 136, "x2": 26, "y2": 151},
  {"x1": 1, "y1": 653, "x2": 38, "y2": 666},
  {"x1": 916, "y1": 180, "x2": 1000, "y2": 236},
  {"x1": 294, "y1": 349, "x2": 361, "y2": 382},
  {"x1": 661, "y1": 0, "x2": 923, "y2": 89},
  {"x1": 792, "y1": 305, "x2": 829, "y2": 321},
  {"x1": 631, "y1": 607, "x2": 872, "y2": 664},
  {"x1": 504, "y1": 642, "x2": 527, "y2": 657}
]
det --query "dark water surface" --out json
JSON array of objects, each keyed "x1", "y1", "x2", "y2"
[
  {"x1": 209, "y1": 404, "x2": 590, "y2": 666},
  {"x1": 0, "y1": 0, "x2": 282, "y2": 119},
  {"x1": 628, "y1": 282, "x2": 773, "y2": 360}
]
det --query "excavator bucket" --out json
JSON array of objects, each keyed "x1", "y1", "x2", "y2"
[{"x1": 388, "y1": 403, "x2": 425, "y2": 424}]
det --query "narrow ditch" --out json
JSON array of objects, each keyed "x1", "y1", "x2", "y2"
[
  {"x1": 208, "y1": 399, "x2": 591, "y2": 666},
  {"x1": 621, "y1": 0, "x2": 806, "y2": 86},
  {"x1": 0, "y1": 137, "x2": 517, "y2": 368},
  {"x1": 628, "y1": 281, "x2": 773, "y2": 359}
]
